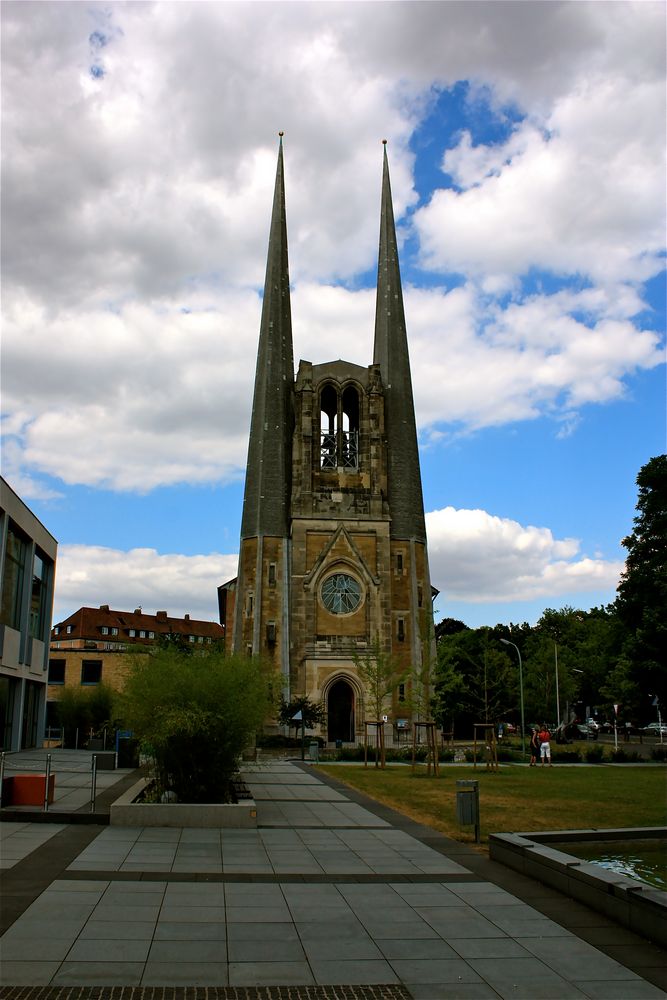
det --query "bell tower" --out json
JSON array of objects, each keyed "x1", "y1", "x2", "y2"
[{"x1": 221, "y1": 139, "x2": 435, "y2": 743}]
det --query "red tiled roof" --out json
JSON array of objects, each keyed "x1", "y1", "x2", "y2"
[{"x1": 51, "y1": 605, "x2": 224, "y2": 643}]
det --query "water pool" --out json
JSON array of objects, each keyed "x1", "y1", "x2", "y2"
[{"x1": 554, "y1": 838, "x2": 666, "y2": 890}]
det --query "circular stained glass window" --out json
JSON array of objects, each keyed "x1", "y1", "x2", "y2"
[{"x1": 321, "y1": 573, "x2": 362, "y2": 614}]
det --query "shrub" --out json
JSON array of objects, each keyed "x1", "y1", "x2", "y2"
[
  {"x1": 585, "y1": 745, "x2": 605, "y2": 764},
  {"x1": 117, "y1": 649, "x2": 270, "y2": 802},
  {"x1": 550, "y1": 748, "x2": 582, "y2": 763},
  {"x1": 651, "y1": 746, "x2": 667, "y2": 762},
  {"x1": 610, "y1": 748, "x2": 641, "y2": 763}
]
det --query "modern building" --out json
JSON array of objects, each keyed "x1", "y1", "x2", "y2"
[
  {"x1": 220, "y1": 139, "x2": 436, "y2": 744},
  {"x1": 48, "y1": 605, "x2": 225, "y2": 723},
  {"x1": 0, "y1": 476, "x2": 58, "y2": 750}
]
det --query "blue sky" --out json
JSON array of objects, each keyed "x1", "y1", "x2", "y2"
[{"x1": 2, "y1": 1, "x2": 665, "y2": 628}]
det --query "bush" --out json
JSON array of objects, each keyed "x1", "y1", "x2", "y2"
[
  {"x1": 585, "y1": 745, "x2": 605, "y2": 764},
  {"x1": 610, "y1": 748, "x2": 641, "y2": 763},
  {"x1": 117, "y1": 649, "x2": 270, "y2": 803},
  {"x1": 651, "y1": 746, "x2": 667, "y2": 762},
  {"x1": 550, "y1": 747, "x2": 582, "y2": 763}
]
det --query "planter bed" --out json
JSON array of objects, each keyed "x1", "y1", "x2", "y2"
[{"x1": 110, "y1": 777, "x2": 257, "y2": 828}]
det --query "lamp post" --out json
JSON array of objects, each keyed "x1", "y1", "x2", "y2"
[
  {"x1": 554, "y1": 643, "x2": 560, "y2": 727},
  {"x1": 500, "y1": 639, "x2": 526, "y2": 759}
]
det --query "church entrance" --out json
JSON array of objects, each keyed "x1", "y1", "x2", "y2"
[{"x1": 327, "y1": 679, "x2": 355, "y2": 743}]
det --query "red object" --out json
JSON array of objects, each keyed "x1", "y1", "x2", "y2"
[{"x1": 3, "y1": 774, "x2": 55, "y2": 806}]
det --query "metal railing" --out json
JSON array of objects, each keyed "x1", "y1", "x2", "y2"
[{"x1": 0, "y1": 750, "x2": 103, "y2": 813}]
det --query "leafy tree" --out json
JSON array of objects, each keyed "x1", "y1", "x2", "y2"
[
  {"x1": 353, "y1": 638, "x2": 409, "y2": 767},
  {"x1": 117, "y1": 648, "x2": 270, "y2": 802},
  {"x1": 436, "y1": 626, "x2": 517, "y2": 735},
  {"x1": 278, "y1": 695, "x2": 325, "y2": 733},
  {"x1": 615, "y1": 455, "x2": 667, "y2": 705},
  {"x1": 54, "y1": 686, "x2": 92, "y2": 748}
]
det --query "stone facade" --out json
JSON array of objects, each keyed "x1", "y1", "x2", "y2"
[{"x1": 221, "y1": 141, "x2": 436, "y2": 744}]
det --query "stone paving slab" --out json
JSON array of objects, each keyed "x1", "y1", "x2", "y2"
[
  {"x1": 0, "y1": 988, "x2": 413, "y2": 999},
  {"x1": 0, "y1": 823, "x2": 67, "y2": 870},
  {"x1": 1, "y1": 759, "x2": 666, "y2": 999}
]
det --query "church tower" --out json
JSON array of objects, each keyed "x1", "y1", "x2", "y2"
[{"x1": 221, "y1": 138, "x2": 435, "y2": 743}]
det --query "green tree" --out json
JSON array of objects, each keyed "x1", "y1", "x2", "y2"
[
  {"x1": 117, "y1": 648, "x2": 270, "y2": 802},
  {"x1": 55, "y1": 687, "x2": 92, "y2": 748},
  {"x1": 353, "y1": 638, "x2": 409, "y2": 768},
  {"x1": 278, "y1": 695, "x2": 326, "y2": 734},
  {"x1": 615, "y1": 455, "x2": 667, "y2": 705}
]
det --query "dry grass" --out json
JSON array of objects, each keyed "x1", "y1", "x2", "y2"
[{"x1": 318, "y1": 763, "x2": 667, "y2": 845}]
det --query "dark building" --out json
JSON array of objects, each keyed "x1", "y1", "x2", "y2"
[{"x1": 220, "y1": 139, "x2": 436, "y2": 743}]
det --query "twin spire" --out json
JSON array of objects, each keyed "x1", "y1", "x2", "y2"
[{"x1": 240, "y1": 136, "x2": 426, "y2": 544}]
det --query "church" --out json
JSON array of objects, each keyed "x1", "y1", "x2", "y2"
[{"x1": 219, "y1": 137, "x2": 436, "y2": 745}]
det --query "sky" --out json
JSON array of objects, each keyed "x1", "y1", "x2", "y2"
[{"x1": 1, "y1": 0, "x2": 665, "y2": 630}]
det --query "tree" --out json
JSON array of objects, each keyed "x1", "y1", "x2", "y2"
[
  {"x1": 353, "y1": 638, "x2": 409, "y2": 768},
  {"x1": 615, "y1": 455, "x2": 667, "y2": 705},
  {"x1": 117, "y1": 648, "x2": 270, "y2": 802},
  {"x1": 278, "y1": 695, "x2": 326, "y2": 734}
]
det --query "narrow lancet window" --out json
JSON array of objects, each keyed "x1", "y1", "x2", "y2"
[
  {"x1": 320, "y1": 384, "x2": 338, "y2": 469},
  {"x1": 341, "y1": 385, "x2": 359, "y2": 469}
]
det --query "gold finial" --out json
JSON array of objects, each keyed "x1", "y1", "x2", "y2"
[{"x1": 279, "y1": 131, "x2": 284, "y2": 137}]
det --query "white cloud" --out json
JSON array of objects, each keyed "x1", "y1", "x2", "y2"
[
  {"x1": 426, "y1": 506, "x2": 624, "y2": 602},
  {"x1": 1, "y1": 0, "x2": 664, "y2": 498},
  {"x1": 415, "y1": 76, "x2": 665, "y2": 286},
  {"x1": 53, "y1": 544, "x2": 238, "y2": 624},
  {"x1": 53, "y1": 504, "x2": 623, "y2": 622}
]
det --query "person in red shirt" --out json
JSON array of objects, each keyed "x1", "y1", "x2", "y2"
[{"x1": 538, "y1": 725, "x2": 552, "y2": 766}]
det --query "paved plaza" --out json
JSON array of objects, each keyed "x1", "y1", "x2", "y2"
[{"x1": 0, "y1": 758, "x2": 665, "y2": 998}]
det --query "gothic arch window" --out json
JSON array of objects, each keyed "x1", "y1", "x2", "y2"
[
  {"x1": 341, "y1": 385, "x2": 359, "y2": 469},
  {"x1": 320, "y1": 384, "x2": 338, "y2": 469},
  {"x1": 319, "y1": 382, "x2": 360, "y2": 470}
]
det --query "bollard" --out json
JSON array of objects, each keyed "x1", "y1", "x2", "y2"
[
  {"x1": 456, "y1": 778, "x2": 480, "y2": 843},
  {"x1": 44, "y1": 753, "x2": 52, "y2": 812},
  {"x1": 90, "y1": 754, "x2": 98, "y2": 813}
]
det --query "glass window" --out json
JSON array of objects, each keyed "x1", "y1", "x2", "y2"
[
  {"x1": 111, "y1": 627, "x2": 118, "y2": 636},
  {"x1": 81, "y1": 660, "x2": 102, "y2": 685},
  {"x1": 29, "y1": 551, "x2": 49, "y2": 638},
  {"x1": 148, "y1": 631, "x2": 155, "y2": 639},
  {"x1": 397, "y1": 618, "x2": 405, "y2": 642},
  {"x1": 48, "y1": 659, "x2": 66, "y2": 684},
  {"x1": 53, "y1": 626, "x2": 60, "y2": 635},
  {"x1": 101, "y1": 626, "x2": 109, "y2": 635},
  {"x1": 0, "y1": 523, "x2": 27, "y2": 629},
  {"x1": 66, "y1": 625, "x2": 74, "y2": 634},
  {"x1": 321, "y1": 573, "x2": 362, "y2": 614}
]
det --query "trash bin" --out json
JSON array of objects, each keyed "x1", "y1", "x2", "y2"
[
  {"x1": 117, "y1": 737, "x2": 140, "y2": 768},
  {"x1": 309, "y1": 742, "x2": 319, "y2": 762},
  {"x1": 335, "y1": 739, "x2": 343, "y2": 749},
  {"x1": 456, "y1": 779, "x2": 479, "y2": 826}
]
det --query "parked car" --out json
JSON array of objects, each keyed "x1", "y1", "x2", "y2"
[
  {"x1": 642, "y1": 722, "x2": 667, "y2": 736},
  {"x1": 574, "y1": 723, "x2": 599, "y2": 741},
  {"x1": 586, "y1": 718, "x2": 600, "y2": 731},
  {"x1": 498, "y1": 721, "x2": 516, "y2": 734}
]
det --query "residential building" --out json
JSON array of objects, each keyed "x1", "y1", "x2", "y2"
[
  {"x1": 0, "y1": 476, "x2": 58, "y2": 749},
  {"x1": 47, "y1": 606, "x2": 225, "y2": 732}
]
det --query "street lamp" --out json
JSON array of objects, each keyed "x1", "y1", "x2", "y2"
[
  {"x1": 554, "y1": 643, "x2": 560, "y2": 726},
  {"x1": 500, "y1": 639, "x2": 526, "y2": 759}
]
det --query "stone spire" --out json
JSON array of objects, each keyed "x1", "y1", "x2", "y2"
[
  {"x1": 240, "y1": 134, "x2": 294, "y2": 540},
  {"x1": 373, "y1": 142, "x2": 426, "y2": 543}
]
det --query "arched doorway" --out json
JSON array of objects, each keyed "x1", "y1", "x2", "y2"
[{"x1": 327, "y1": 679, "x2": 355, "y2": 743}]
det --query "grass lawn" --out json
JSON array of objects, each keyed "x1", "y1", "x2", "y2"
[{"x1": 318, "y1": 763, "x2": 667, "y2": 846}]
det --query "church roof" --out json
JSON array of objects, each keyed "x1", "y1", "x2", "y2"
[
  {"x1": 240, "y1": 135, "x2": 295, "y2": 540},
  {"x1": 373, "y1": 143, "x2": 426, "y2": 543}
]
